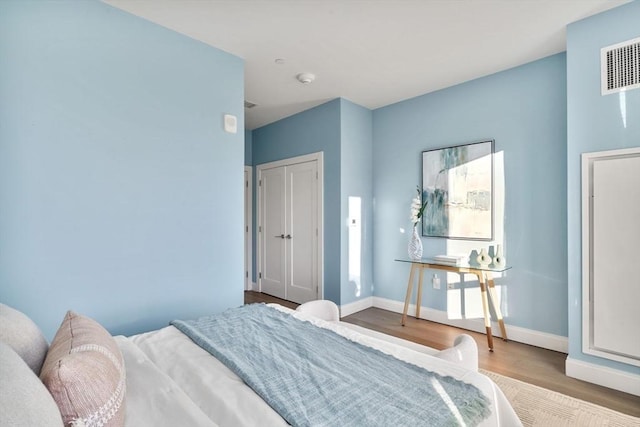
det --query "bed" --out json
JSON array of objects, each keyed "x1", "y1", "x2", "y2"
[{"x1": 0, "y1": 300, "x2": 522, "y2": 427}]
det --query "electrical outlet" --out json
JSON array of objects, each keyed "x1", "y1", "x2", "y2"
[{"x1": 432, "y1": 274, "x2": 440, "y2": 289}]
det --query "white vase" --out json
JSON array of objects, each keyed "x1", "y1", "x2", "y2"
[
  {"x1": 476, "y1": 248, "x2": 490, "y2": 267},
  {"x1": 408, "y1": 225, "x2": 423, "y2": 260},
  {"x1": 493, "y1": 244, "x2": 506, "y2": 267}
]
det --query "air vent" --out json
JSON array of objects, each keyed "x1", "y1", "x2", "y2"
[
  {"x1": 601, "y1": 37, "x2": 640, "y2": 95},
  {"x1": 244, "y1": 100, "x2": 257, "y2": 109}
]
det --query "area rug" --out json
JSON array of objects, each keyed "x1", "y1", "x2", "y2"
[{"x1": 480, "y1": 369, "x2": 640, "y2": 426}]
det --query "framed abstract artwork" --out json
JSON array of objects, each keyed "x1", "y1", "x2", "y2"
[{"x1": 421, "y1": 140, "x2": 494, "y2": 240}]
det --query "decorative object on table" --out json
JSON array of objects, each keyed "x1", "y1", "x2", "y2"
[
  {"x1": 476, "y1": 248, "x2": 491, "y2": 267},
  {"x1": 492, "y1": 244, "x2": 506, "y2": 268},
  {"x1": 433, "y1": 254, "x2": 466, "y2": 266},
  {"x1": 421, "y1": 139, "x2": 494, "y2": 240},
  {"x1": 408, "y1": 186, "x2": 427, "y2": 260},
  {"x1": 468, "y1": 250, "x2": 479, "y2": 266},
  {"x1": 408, "y1": 226, "x2": 423, "y2": 260}
]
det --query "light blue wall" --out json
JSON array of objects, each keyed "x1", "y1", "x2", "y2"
[
  {"x1": 252, "y1": 100, "x2": 342, "y2": 303},
  {"x1": 0, "y1": 1, "x2": 245, "y2": 340},
  {"x1": 340, "y1": 100, "x2": 374, "y2": 304},
  {"x1": 372, "y1": 54, "x2": 568, "y2": 335},
  {"x1": 566, "y1": 0, "x2": 640, "y2": 374}
]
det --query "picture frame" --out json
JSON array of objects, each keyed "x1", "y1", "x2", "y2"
[{"x1": 421, "y1": 139, "x2": 494, "y2": 240}]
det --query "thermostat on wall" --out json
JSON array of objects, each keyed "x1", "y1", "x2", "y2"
[{"x1": 223, "y1": 114, "x2": 237, "y2": 134}]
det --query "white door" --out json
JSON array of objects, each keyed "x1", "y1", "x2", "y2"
[
  {"x1": 257, "y1": 153, "x2": 323, "y2": 304},
  {"x1": 286, "y1": 160, "x2": 318, "y2": 303},
  {"x1": 259, "y1": 166, "x2": 286, "y2": 299},
  {"x1": 244, "y1": 167, "x2": 252, "y2": 291}
]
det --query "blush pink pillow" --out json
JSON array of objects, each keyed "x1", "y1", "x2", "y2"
[{"x1": 40, "y1": 311, "x2": 126, "y2": 427}]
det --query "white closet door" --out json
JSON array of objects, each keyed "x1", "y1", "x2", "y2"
[
  {"x1": 592, "y1": 155, "x2": 640, "y2": 360},
  {"x1": 582, "y1": 147, "x2": 640, "y2": 367},
  {"x1": 259, "y1": 166, "x2": 286, "y2": 299},
  {"x1": 257, "y1": 152, "x2": 323, "y2": 304},
  {"x1": 244, "y1": 167, "x2": 252, "y2": 291},
  {"x1": 286, "y1": 160, "x2": 318, "y2": 304}
]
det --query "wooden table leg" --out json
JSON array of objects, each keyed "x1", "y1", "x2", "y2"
[
  {"x1": 486, "y1": 274, "x2": 508, "y2": 341},
  {"x1": 415, "y1": 265, "x2": 424, "y2": 320},
  {"x1": 478, "y1": 273, "x2": 494, "y2": 351},
  {"x1": 402, "y1": 263, "x2": 417, "y2": 326}
]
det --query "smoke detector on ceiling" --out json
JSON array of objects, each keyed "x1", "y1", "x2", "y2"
[{"x1": 296, "y1": 73, "x2": 316, "y2": 84}]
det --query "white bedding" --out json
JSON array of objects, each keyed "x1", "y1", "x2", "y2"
[{"x1": 116, "y1": 304, "x2": 521, "y2": 426}]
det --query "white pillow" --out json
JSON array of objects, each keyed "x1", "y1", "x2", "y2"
[
  {"x1": 0, "y1": 302, "x2": 49, "y2": 374},
  {"x1": 0, "y1": 341, "x2": 63, "y2": 427}
]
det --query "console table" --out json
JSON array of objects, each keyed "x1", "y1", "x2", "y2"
[{"x1": 395, "y1": 258, "x2": 511, "y2": 351}]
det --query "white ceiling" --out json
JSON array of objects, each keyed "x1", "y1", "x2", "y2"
[{"x1": 104, "y1": 0, "x2": 629, "y2": 130}]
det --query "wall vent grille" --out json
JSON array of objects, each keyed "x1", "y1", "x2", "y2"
[{"x1": 601, "y1": 37, "x2": 640, "y2": 95}]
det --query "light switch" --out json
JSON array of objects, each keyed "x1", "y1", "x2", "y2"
[{"x1": 223, "y1": 114, "x2": 237, "y2": 134}]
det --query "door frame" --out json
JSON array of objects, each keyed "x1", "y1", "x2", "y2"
[
  {"x1": 256, "y1": 152, "x2": 324, "y2": 300},
  {"x1": 244, "y1": 166, "x2": 253, "y2": 291}
]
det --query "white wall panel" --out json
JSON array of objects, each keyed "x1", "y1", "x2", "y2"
[{"x1": 582, "y1": 148, "x2": 640, "y2": 366}]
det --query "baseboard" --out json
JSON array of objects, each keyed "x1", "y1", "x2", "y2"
[
  {"x1": 371, "y1": 296, "x2": 568, "y2": 353},
  {"x1": 246, "y1": 281, "x2": 258, "y2": 292},
  {"x1": 566, "y1": 357, "x2": 640, "y2": 396},
  {"x1": 340, "y1": 296, "x2": 373, "y2": 317}
]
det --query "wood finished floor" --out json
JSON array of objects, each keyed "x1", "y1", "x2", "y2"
[{"x1": 244, "y1": 291, "x2": 640, "y2": 417}]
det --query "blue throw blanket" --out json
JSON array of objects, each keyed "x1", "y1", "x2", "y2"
[{"x1": 171, "y1": 304, "x2": 490, "y2": 427}]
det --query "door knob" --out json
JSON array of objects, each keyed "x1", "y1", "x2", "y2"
[
  {"x1": 286, "y1": 234, "x2": 292, "y2": 239},
  {"x1": 274, "y1": 234, "x2": 284, "y2": 239}
]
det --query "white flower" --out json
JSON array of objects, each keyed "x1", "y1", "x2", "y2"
[{"x1": 410, "y1": 186, "x2": 427, "y2": 226}]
